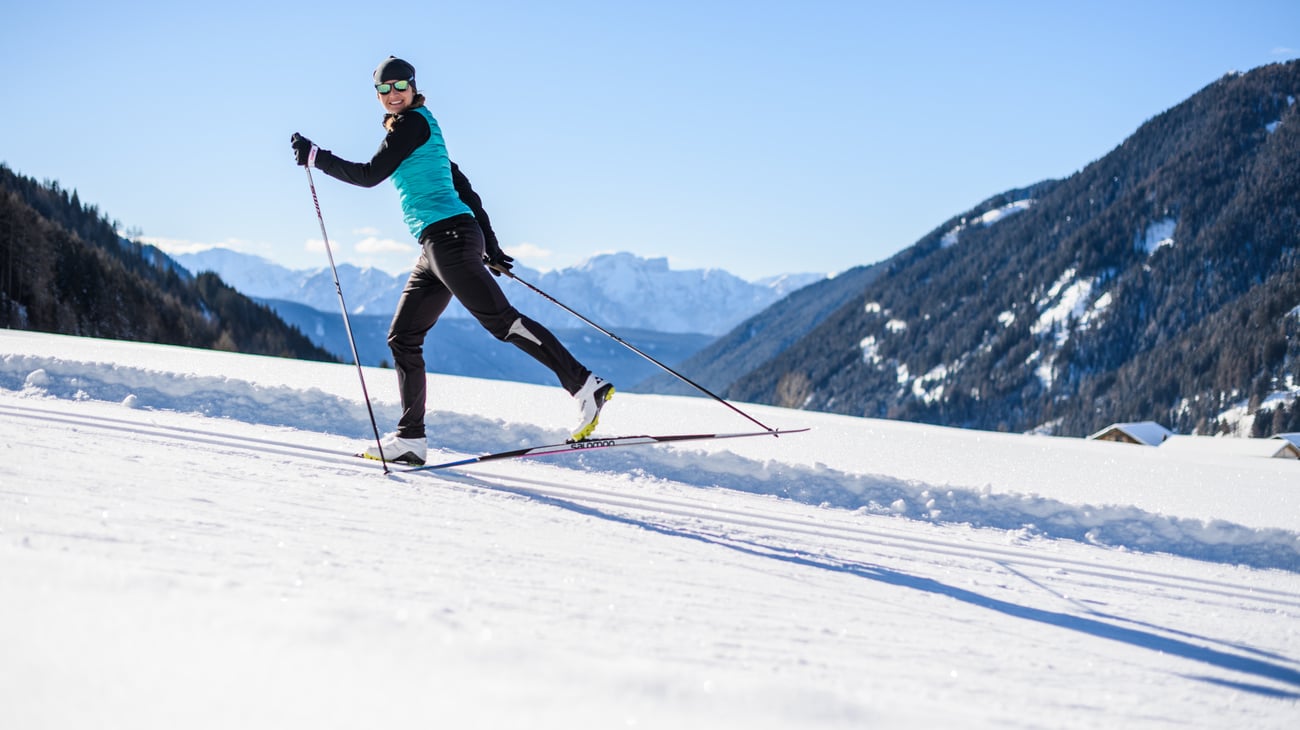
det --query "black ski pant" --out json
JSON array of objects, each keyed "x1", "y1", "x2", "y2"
[{"x1": 388, "y1": 214, "x2": 590, "y2": 439}]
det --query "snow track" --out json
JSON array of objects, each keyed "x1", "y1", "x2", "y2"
[
  {"x1": 4, "y1": 398, "x2": 1295, "y2": 615},
  {"x1": 3, "y1": 332, "x2": 1299, "y2": 728},
  {"x1": 5, "y1": 398, "x2": 1298, "y2": 617}
]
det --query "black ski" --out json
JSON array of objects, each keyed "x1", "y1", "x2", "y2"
[{"x1": 395, "y1": 428, "x2": 810, "y2": 472}]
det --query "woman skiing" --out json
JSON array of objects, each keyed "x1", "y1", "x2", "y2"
[{"x1": 292, "y1": 56, "x2": 613, "y2": 465}]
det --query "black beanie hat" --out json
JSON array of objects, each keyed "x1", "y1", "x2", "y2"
[{"x1": 374, "y1": 56, "x2": 416, "y2": 84}]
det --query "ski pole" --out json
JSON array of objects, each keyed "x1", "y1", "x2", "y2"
[
  {"x1": 304, "y1": 154, "x2": 390, "y2": 472},
  {"x1": 492, "y1": 265, "x2": 777, "y2": 433}
]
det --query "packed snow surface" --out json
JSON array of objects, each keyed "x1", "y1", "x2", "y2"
[{"x1": 2, "y1": 329, "x2": 1297, "y2": 728}]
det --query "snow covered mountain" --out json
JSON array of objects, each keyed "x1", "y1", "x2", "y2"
[
  {"x1": 174, "y1": 248, "x2": 407, "y2": 318},
  {"x1": 3, "y1": 328, "x2": 1298, "y2": 728},
  {"x1": 175, "y1": 249, "x2": 824, "y2": 336},
  {"x1": 719, "y1": 62, "x2": 1300, "y2": 439}
]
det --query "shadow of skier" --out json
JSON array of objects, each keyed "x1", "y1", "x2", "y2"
[{"x1": 441, "y1": 470, "x2": 1300, "y2": 700}]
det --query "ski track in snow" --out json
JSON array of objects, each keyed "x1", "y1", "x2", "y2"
[
  {"x1": 4, "y1": 397, "x2": 1295, "y2": 612},
  {"x1": 0, "y1": 396, "x2": 1292, "y2": 607},
  {"x1": 3, "y1": 331, "x2": 1300, "y2": 728},
  {"x1": 3, "y1": 346, "x2": 1297, "y2": 573}
]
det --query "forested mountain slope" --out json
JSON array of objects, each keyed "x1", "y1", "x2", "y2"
[
  {"x1": 0, "y1": 165, "x2": 334, "y2": 362},
  {"x1": 725, "y1": 61, "x2": 1300, "y2": 437}
]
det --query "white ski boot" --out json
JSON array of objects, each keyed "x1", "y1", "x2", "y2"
[
  {"x1": 362, "y1": 433, "x2": 428, "y2": 465},
  {"x1": 571, "y1": 374, "x2": 615, "y2": 442}
]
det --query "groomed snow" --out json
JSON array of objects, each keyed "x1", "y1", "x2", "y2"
[{"x1": 2, "y1": 329, "x2": 1297, "y2": 728}]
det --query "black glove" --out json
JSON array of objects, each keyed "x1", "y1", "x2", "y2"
[
  {"x1": 290, "y1": 133, "x2": 315, "y2": 166},
  {"x1": 484, "y1": 241, "x2": 514, "y2": 276}
]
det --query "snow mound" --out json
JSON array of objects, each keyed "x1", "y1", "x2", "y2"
[{"x1": 4, "y1": 346, "x2": 1297, "y2": 572}]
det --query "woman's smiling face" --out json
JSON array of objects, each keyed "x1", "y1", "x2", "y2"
[{"x1": 376, "y1": 79, "x2": 415, "y2": 114}]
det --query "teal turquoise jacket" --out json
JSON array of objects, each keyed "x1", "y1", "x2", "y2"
[{"x1": 313, "y1": 105, "x2": 497, "y2": 243}]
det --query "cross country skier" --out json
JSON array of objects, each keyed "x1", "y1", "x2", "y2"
[{"x1": 291, "y1": 56, "x2": 614, "y2": 465}]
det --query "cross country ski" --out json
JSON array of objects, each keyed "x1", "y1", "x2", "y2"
[{"x1": 358, "y1": 428, "x2": 810, "y2": 472}]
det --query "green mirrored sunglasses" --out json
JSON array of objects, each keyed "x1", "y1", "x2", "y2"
[{"x1": 375, "y1": 79, "x2": 412, "y2": 95}]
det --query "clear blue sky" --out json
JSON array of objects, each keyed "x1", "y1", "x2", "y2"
[{"x1": 2, "y1": 1, "x2": 1297, "y2": 280}]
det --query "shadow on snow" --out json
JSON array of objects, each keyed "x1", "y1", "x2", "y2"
[{"x1": 445, "y1": 471, "x2": 1300, "y2": 701}]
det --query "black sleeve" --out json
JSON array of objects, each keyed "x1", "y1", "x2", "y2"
[
  {"x1": 314, "y1": 113, "x2": 431, "y2": 188},
  {"x1": 451, "y1": 162, "x2": 500, "y2": 249}
]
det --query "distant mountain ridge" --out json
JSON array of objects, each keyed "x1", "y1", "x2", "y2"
[
  {"x1": 174, "y1": 249, "x2": 822, "y2": 388},
  {"x1": 175, "y1": 250, "x2": 824, "y2": 337},
  {"x1": 708, "y1": 61, "x2": 1300, "y2": 438}
]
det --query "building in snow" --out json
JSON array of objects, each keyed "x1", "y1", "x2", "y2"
[
  {"x1": 1088, "y1": 421, "x2": 1174, "y2": 446},
  {"x1": 1273, "y1": 433, "x2": 1300, "y2": 454}
]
